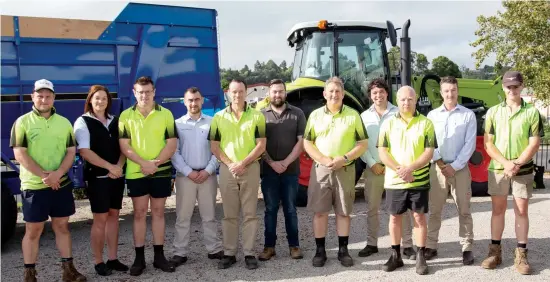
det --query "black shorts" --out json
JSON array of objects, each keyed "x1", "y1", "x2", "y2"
[
  {"x1": 126, "y1": 177, "x2": 172, "y2": 198},
  {"x1": 86, "y1": 177, "x2": 125, "y2": 213},
  {"x1": 385, "y1": 188, "x2": 429, "y2": 215},
  {"x1": 22, "y1": 183, "x2": 76, "y2": 223}
]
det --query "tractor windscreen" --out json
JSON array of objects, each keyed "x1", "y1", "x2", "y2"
[{"x1": 292, "y1": 30, "x2": 386, "y2": 103}]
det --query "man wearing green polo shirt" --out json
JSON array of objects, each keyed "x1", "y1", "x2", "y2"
[
  {"x1": 11, "y1": 79, "x2": 86, "y2": 282},
  {"x1": 481, "y1": 71, "x2": 542, "y2": 275},
  {"x1": 119, "y1": 76, "x2": 178, "y2": 276},
  {"x1": 303, "y1": 77, "x2": 368, "y2": 268},
  {"x1": 378, "y1": 86, "x2": 436, "y2": 275},
  {"x1": 209, "y1": 79, "x2": 266, "y2": 270}
]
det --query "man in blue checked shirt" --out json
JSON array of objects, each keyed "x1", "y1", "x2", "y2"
[
  {"x1": 426, "y1": 76, "x2": 477, "y2": 265},
  {"x1": 169, "y1": 87, "x2": 224, "y2": 267}
]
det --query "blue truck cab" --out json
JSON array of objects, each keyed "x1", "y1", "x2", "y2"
[{"x1": 1, "y1": 2, "x2": 225, "y2": 244}]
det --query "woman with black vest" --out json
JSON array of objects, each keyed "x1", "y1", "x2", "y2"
[{"x1": 74, "y1": 85, "x2": 129, "y2": 276}]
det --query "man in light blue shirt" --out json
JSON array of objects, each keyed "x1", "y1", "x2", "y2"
[
  {"x1": 426, "y1": 76, "x2": 477, "y2": 265},
  {"x1": 357, "y1": 78, "x2": 416, "y2": 260},
  {"x1": 170, "y1": 87, "x2": 223, "y2": 267}
]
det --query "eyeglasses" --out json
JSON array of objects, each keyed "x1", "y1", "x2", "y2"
[{"x1": 135, "y1": 90, "x2": 154, "y2": 96}]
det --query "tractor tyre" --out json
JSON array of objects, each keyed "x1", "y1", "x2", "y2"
[{"x1": 1, "y1": 185, "x2": 18, "y2": 247}]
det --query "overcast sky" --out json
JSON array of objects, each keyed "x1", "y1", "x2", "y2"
[{"x1": 1, "y1": 0, "x2": 503, "y2": 70}]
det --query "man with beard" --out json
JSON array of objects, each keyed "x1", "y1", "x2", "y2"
[
  {"x1": 209, "y1": 79, "x2": 266, "y2": 270},
  {"x1": 378, "y1": 86, "x2": 436, "y2": 275},
  {"x1": 357, "y1": 78, "x2": 416, "y2": 260},
  {"x1": 258, "y1": 79, "x2": 307, "y2": 261},
  {"x1": 169, "y1": 87, "x2": 224, "y2": 267},
  {"x1": 11, "y1": 79, "x2": 86, "y2": 282},
  {"x1": 118, "y1": 76, "x2": 178, "y2": 275},
  {"x1": 304, "y1": 77, "x2": 368, "y2": 268}
]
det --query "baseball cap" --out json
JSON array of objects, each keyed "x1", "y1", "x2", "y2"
[
  {"x1": 502, "y1": 71, "x2": 523, "y2": 87},
  {"x1": 34, "y1": 79, "x2": 55, "y2": 93}
]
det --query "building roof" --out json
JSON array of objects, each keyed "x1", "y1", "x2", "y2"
[{"x1": 286, "y1": 20, "x2": 387, "y2": 41}]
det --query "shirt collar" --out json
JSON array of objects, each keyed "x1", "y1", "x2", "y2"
[
  {"x1": 265, "y1": 102, "x2": 291, "y2": 112},
  {"x1": 84, "y1": 112, "x2": 114, "y2": 120},
  {"x1": 225, "y1": 102, "x2": 249, "y2": 113},
  {"x1": 395, "y1": 110, "x2": 419, "y2": 119},
  {"x1": 182, "y1": 113, "x2": 204, "y2": 121},
  {"x1": 438, "y1": 103, "x2": 462, "y2": 112},
  {"x1": 369, "y1": 101, "x2": 396, "y2": 112},
  {"x1": 132, "y1": 102, "x2": 161, "y2": 111},
  {"x1": 324, "y1": 104, "x2": 345, "y2": 114},
  {"x1": 499, "y1": 98, "x2": 527, "y2": 108},
  {"x1": 32, "y1": 105, "x2": 56, "y2": 116}
]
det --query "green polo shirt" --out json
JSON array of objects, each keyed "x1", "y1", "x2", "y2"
[
  {"x1": 208, "y1": 103, "x2": 266, "y2": 163},
  {"x1": 304, "y1": 105, "x2": 368, "y2": 165},
  {"x1": 9, "y1": 107, "x2": 75, "y2": 190},
  {"x1": 377, "y1": 111, "x2": 437, "y2": 189},
  {"x1": 119, "y1": 103, "x2": 178, "y2": 179},
  {"x1": 485, "y1": 99, "x2": 544, "y2": 175}
]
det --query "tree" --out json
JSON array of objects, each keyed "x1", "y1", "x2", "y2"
[
  {"x1": 430, "y1": 56, "x2": 462, "y2": 78},
  {"x1": 415, "y1": 53, "x2": 429, "y2": 75},
  {"x1": 471, "y1": 1, "x2": 550, "y2": 101}
]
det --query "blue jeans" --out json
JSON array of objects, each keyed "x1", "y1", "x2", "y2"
[{"x1": 261, "y1": 170, "x2": 299, "y2": 247}]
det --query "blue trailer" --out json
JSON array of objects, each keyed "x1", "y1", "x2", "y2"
[{"x1": 1, "y1": 2, "x2": 225, "y2": 244}]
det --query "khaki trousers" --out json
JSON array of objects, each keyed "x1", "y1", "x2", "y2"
[
  {"x1": 219, "y1": 161, "x2": 260, "y2": 256},
  {"x1": 427, "y1": 165, "x2": 474, "y2": 252},
  {"x1": 364, "y1": 168, "x2": 413, "y2": 248},
  {"x1": 173, "y1": 175, "x2": 223, "y2": 256}
]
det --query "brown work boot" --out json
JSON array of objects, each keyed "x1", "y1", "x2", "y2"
[
  {"x1": 62, "y1": 260, "x2": 86, "y2": 282},
  {"x1": 514, "y1": 248, "x2": 532, "y2": 275},
  {"x1": 258, "y1": 247, "x2": 276, "y2": 261},
  {"x1": 290, "y1": 247, "x2": 303, "y2": 259},
  {"x1": 24, "y1": 268, "x2": 37, "y2": 282},
  {"x1": 481, "y1": 244, "x2": 502, "y2": 269}
]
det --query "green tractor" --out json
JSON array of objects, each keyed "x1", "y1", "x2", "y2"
[{"x1": 256, "y1": 19, "x2": 526, "y2": 203}]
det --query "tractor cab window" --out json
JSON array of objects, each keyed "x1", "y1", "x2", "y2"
[
  {"x1": 297, "y1": 32, "x2": 334, "y2": 80},
  {"x1": 337, "y1": 31, "x2": 386, "y2": 98}
]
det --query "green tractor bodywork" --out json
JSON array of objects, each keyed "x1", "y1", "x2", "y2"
[{"x1": 256, "y1": 19, "x2": 509, "y2": 194}]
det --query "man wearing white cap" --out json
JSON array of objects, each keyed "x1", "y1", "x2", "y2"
[{"x1": 11, "y1": 79, "x2": 86, "y2": 282}]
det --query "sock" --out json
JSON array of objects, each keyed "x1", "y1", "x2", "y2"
[
  {"x1": 491, "y1": 240, "x2": 501, "y2": 245},
  {"x1": 517, "y1": 243, "x2": 527, "y2": 249},
  {"x1": 24, "y1": 264, "x2": 36, "y2": 269},
  {"x1": 60, "y1": 257, "x2": 73, "y2": 263},
  {"x1": 391, "y1": 245, "x2": 401, "y2": 253},
  {"x1": 135, "y1": 246, "x2": 145, "y2": 260},
  {"x1": 153, "y1": 245, "x2": 164, "y2": 255},
  {"x1": 315, "y1": 237, "x2": 325, "y2": 249},
  {"x1": 338, "y1": 236, "x2": 349, "y2": 248}
]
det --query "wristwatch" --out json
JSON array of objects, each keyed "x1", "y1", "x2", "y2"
[{"x1": 343, "y1": 154, "x2": 349, "y2": 162}]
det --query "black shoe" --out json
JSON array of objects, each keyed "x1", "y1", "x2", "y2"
[
  {"x1": 462, "y1": 251, "x2": 474, "y2": 265},
  {"x1": 208, "y1": 251, "x2": 224, "y2": 260},
  {"x1": 245, "y1": 256, "x2": 258, "y2": 270},
  {"x1": 403, "y1": 247, "x2": 417, "y2": 260},
  {"x1": 169, "y1": 255, "x2": 188, "y2": 267},
  {"x1": 382, "y1": 249, "x2": 404, "y2": 272},
  {"x1": 218, "y1": 255, "x2": 237, "y2": 269},
  {"x1": 106, "y1": 259, "x2": 129, "y2": 272},
  {"x1": 129, "y1": 259, "x2": 146, "y2": 276},
  {"x1": 312, "y1": 248, "x2": 327, "y2": 267},
  {"x1": 416, "y1": 249, "x2": 429, "y2": 275},
  {"x1": 94, "y1": 262, "x2": 113, "y2": 276},
  {"x1": 424, "y1": 248, "x2": 438, "y2": 260},
  {"x1": 338, "y1": 247, "x2": 354, "y2": 267},
  {"x1": 153, "y1": 255, "x2": 176, "y2": 273},
  {"x1": 358, "y1": 245, "x2": 379, "y2": 257}
]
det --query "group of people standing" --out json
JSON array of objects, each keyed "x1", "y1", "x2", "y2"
[{"x1": 11, "y1": 70, "x2": 540, "y2": 282}]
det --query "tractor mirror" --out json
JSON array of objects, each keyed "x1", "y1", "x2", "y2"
[{"x1": 386, "y1": 21, "x2": 398, "y2": 47}]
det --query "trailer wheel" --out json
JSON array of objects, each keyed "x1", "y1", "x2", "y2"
[{"x1": 1, "y1": 185, "x2": 18, "y2": 246}]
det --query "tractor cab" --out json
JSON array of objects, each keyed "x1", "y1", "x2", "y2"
[{"x1": 284, "y1": 20, "x2": 399, "y2": 114}]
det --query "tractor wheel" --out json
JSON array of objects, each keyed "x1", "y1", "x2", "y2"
[
  {"x1": 1, "y1": 185, "x2": 18, "y2": 246},
  {"x1": 471, "y1": 181, "x2": 489, "y2": 197}
]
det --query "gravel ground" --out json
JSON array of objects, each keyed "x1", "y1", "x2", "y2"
[{"x1": 2, "y1": 177, "x2": 550, "y2": 282}]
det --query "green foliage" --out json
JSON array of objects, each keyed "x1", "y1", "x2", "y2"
[
  {"x1": 415, "y1": 53, "x2": 429, "y2": 75},
  {"x1": 430, "y1": 56, "x2": 463, "y2": 78},
  {"x1": 220, "y1": 60, "x2": 292, "y2": 89},
  {"x1": 471, "y1": 1, "x2": 550, "y2": 101}
]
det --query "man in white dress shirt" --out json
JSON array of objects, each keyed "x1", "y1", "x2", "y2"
[
  {"x1": 357, "y1": 78, "x2": 416, "y2": 260},
  {"x1": 426, "y1": 76, "x2": 476, "y2": 265},
  {"x1": 169, "y1": 87, "x2": 224, "y2": 266}
]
